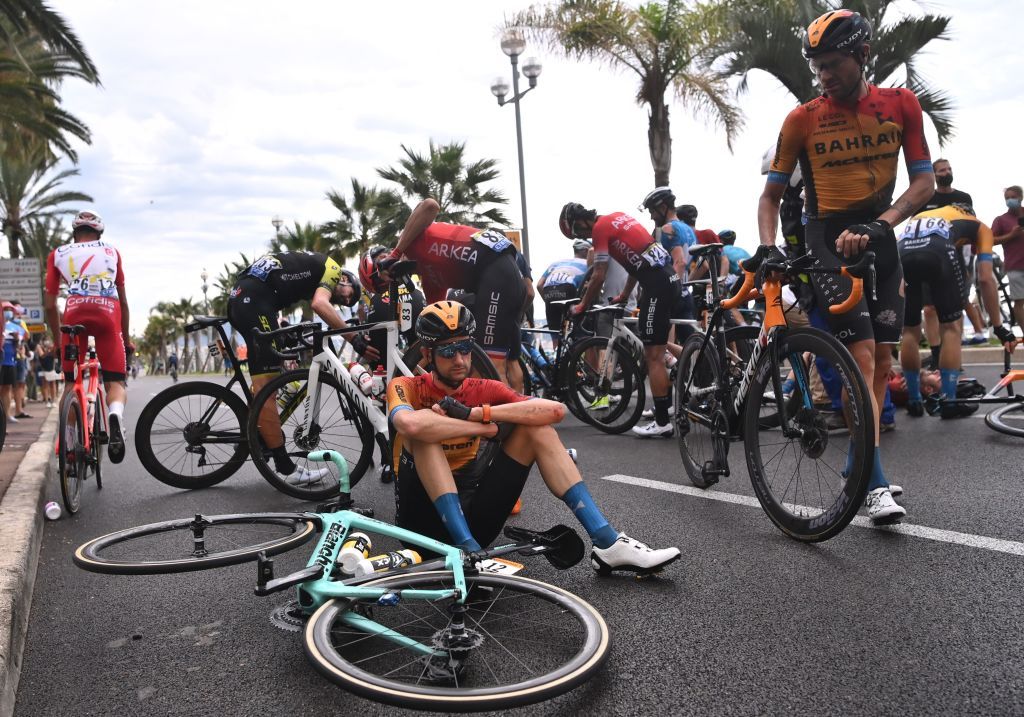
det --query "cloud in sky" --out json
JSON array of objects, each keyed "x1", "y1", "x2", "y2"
[{"x1": 41, "y1": 0, "x2": 1024, "y2": 333}]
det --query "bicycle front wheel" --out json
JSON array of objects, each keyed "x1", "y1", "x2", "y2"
[
  {"x1": 58, "y1": 391, "x2": 86, "y2": 514},
  {"x1": 743, "y1": 328, "x2": 873, "y2": 542},
  {"x1": 985, "y1": 402, "x2": 1024, "y2": 437},
  {"x1": 564, "y1": 336, "x2": 646, "y2": 434},
  {"x1": 674, "y1": 334, "x2": 729, "y2": 489},
  {"x1": 248, "y1": 370, "x2": 374, "y2": 501},
  {"x1": 304, "y1": 571, "x2": 610, "y2": 712},
  {"x1": 89, "y1": 389, "x2": 104, "y2": 490},
  {"x1": 73, "y1": 513, "x2": 318, "y2": 574}
]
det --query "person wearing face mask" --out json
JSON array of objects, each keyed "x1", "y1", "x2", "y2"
[
  {"x1": 992, "y1": 185, "x2": 1024, "y2": 329},
  {"x1": 1, "y1": 302, "x2": 28, "y2": 424}
]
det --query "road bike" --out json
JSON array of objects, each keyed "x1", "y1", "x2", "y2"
[
  {"x1": 675, "y1": 244, "x2": 876, "y2": 542},
  {"x1": 245, "y1": 260, "x2": 498, "y2": 500},
  {"x1": 72, "y1": 450, "x2": 609, "y2": 711},
  {"x1": 924, "y1": 347, "x2": 1024, "y2": 436},
  {"x1": 55, "y1": 325, "x2": 107, "y2": 514}
]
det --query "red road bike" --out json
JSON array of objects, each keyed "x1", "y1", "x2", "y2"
[{"x1": 55, "y1": 324, "x2": 106, "y2": 513}]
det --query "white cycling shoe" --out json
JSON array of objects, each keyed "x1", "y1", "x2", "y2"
[
  {"x1": 631, "y1": 420, "x2": 673, "y2": 438},
  {"x1": 866, "y1": 487, "x2": 906, "y2": 524},
  {"x1": 286, "y1": 465, "x2": 332, "y2": 486},
  {"x1": 591, "y1": 534, "x2": 681, "y2": 576}
]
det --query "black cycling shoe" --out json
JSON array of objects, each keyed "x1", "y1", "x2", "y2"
[
  {"x1": 940, "y1": 402, "x2": 978, "y2": 420},
  {"x1": 107, "y1": 413, "x2": 126, "y2": 464},
  {"x1": 906, "y1": 400, "x2": 924, "y2": 417}
]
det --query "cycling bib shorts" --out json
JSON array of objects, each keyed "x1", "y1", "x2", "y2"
[{"x1": 61, "y1": 296, "x2": 127, "y2": 381}]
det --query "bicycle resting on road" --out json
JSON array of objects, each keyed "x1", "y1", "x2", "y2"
[
  {"x1": 675, "y1": 242, "x2": 879, "y2": 541},
  {"x1": 73, "y1": 450, "x2": 610, "y2": 711},
  {"x1": 388, "y1": 299, "x2": 680, "y2": 574}
]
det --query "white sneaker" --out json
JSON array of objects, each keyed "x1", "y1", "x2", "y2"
[
  {"x1": 641, "y1": 406, "x2": 675, "y2": 420},
  {"x1": 888, "y1": 484, "x2": 903, "y2": 499},
  {"x1": 286, "y1": 465, "x2": 332, "y2": 486},
  {"x1": 8, "y1": 415, "x2": 17, "y2": 423},
  {"x1": 631, "y1": 419, "x2": 673, "y2": 438},
  {"x1": 866, "y1": 488, "x2": 906, "y2": 524},
  {"x1": 591, "y1": 533, "x2": 680, "y2": 575}
]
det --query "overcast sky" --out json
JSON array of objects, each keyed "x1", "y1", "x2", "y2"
[{"x1": 38, "y1": 0, "x2": 1024, "y2": 334}]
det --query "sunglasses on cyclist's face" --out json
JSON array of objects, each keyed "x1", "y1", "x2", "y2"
[{"x1": 434, "y1": 339, "x2": 475, "y2": 359}]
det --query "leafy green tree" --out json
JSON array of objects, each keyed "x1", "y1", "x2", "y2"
[
  {"x1": 19, "y1": 214, "x2": 66, "y2": 268},
  {"x1": 270, "y1": 220, "x2": 331, "y2": 255},
  {"x1": 507, "y1": 0, "x2": 741, "y2": 186},
  {"x1": 713, "y1": 0, "x2": 954, "y2": 141},
  {"x1": 151, "y1": 298, "x2": 203, "y2": 371},
  {"x1": 321, "y1": 178, "x2": 407, "y2": 259},
  {"x1": 377, "y1": 140, "x2": 510, "y2": 227}
]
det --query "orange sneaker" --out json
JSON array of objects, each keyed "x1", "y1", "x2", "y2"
[{"x1": 510, "y1": 498, "x2": 523, "y2": 516}]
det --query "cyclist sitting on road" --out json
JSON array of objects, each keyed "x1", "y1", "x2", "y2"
[
  {"x1": 229, "y1": 250, "x2": 368, "y2": 485},
  {"x1": 43, "y1": 211, "x2": 133, "y2": 463},
  {"x1": 535, "y1": 240, "x2": 590, "y2": 348},
  {"x1": 378, "y1": 198, "x2": 527, "y2": 391},
  {"x1": 559, "y1": 202, "x2": 681, "y2": 439},
  {"x1": 898, "y1": 205, "x2": 1017, "y2": 418},
  {"x1": 759, "y1": 9, "x2": 936, "y2": 524},
  {"x1": 357, "y1": 244, "x2": 425, "y2": 369},
  {"x1": 387, "y1": 300, "x2": 681, "y2": 575}
]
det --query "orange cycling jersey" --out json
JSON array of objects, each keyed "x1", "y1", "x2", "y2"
[
  {"x1": 768, "y1": 85, "x2": 932, "y2": 217},
  {"x1": 899, "y1": 205, "x2": 995, "y2": 260},
  {"x1": 386, "y1": 373, "x2": 527, "y2": 477}
]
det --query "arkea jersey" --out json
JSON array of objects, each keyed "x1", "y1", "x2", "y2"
[
  {"x1": 403, "y1": 223, "x2": 516, "y2": 303},
  {"x1": 767, "y1": 85, "x2": 932, "y2": 218},
  {"x1": 899, "y1": 205, "x2": 994, "y2": 260},
  {"x1": 539, "y1": 258, "x2": 588, "y2": 290},
  {"x1": 45, "y1": 240, "x2": 125, "y2": 298},
  {"x1": 387, "y1": 373, "x2": 528, "y2": 477},
  {"x1": 244, "y1": 251, "x2": 342, "y2": 307},
  {"x1": 591, "y1": 212, "x2": 670, "y2": 276}
]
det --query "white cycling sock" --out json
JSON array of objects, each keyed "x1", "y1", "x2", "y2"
[{"x1": 108, "y1": 401, "x2": 124, "y2": 428}]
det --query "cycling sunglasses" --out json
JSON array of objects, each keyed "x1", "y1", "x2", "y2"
[{"x1": 433, "y1": 339, "x2": 475, "y2": 359}]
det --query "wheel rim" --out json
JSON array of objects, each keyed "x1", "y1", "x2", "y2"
[{"x1": 146, "y1": 392, "x2": 245, "y2": 478}]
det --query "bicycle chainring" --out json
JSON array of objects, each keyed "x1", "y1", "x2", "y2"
[{"x1": 269, "y1": 599, "x2": 307, "y2": 632}]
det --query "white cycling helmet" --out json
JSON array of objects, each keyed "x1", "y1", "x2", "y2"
[
  {"x1": 572, "y1": 239, "x2": 593, "y2": 252},
  {"x1": 72, "y1": 211, "x2": 104, "y2": 234}
]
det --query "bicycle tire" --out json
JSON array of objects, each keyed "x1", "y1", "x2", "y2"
[
  {"x1": 564, "y1": 336, "x2": 646, "y2": 434},
  {"x1": 674, "y1": 334, "x2": 729, "y2": 489},
  {"x1": 89, "y1": 390, "x2": 104, "y2": 491},
  {"x1": 73, "y1": 512, "x2": 318, "y2": 575},
  {"x1": 985, "y1": 402, "x2": 1024, "y2": 437},
  {"x1": 58, "y1": 391, "x2": 85, "y2": 514},
  {"x1": 744, "y1": 328, "x2": 873, "y2": 542},
  {"x1": 135, "y1": 381, "x2": 249, "y2": 489},
  {"x1": 248, "y1": 370, "x2": 374, "y2": 501},
  {"x1": 304, "y1": 570, "x2": 610, "y2": 712}
]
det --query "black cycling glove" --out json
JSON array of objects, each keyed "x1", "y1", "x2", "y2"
[
  {"x1": 994, "y1": 324, "x2": 1015, "y2": 344},
  {"x1": 845, "y1": 219, "x2": 891, "y2": 243},
  {"x1": 437, "y1": 395, "x2": 472, "y2": 421},
  {"x1": 350, "y1": 333, "x2": 370, "y2": 356}
]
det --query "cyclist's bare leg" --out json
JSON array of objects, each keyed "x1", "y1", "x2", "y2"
[
  {"x1": 251, "y1": 373, "x2": 284, "y2": 448},
  {"x1": 923, "y1": 305, "x2": 941, "y2": 349},
  {"x1": 104, "y1": 380, "x2": 126, "y2": 407},
  {"x1": 965, "y1": 301, "x2": 986, "y2": 335},
  {"x1": 502, "y1": 423, "x2": 577, "y2": 497},
  {"x1": 938, "y1": 318, "x2": 964, "y2": 370},
  {"x1": 846, "y1": 338, "x2": 881, "y2": 445},
  {"x1": 900, "y1": 325, "x2": 923, "y2": 373},
  {"x1": 1014, "y1": 300, "x2": 1024, "y2": 331},
  {"x1": 644, "y1": 344, "x2": 670, "y2": 397},
  {"x1": 490, "y1": 356, "x2": 524, "y2": 393},
  {"x1": 404, "y1": 438, "x2": 457, "y2": 499}
]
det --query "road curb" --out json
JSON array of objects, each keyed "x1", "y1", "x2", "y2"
[{"x1": 0, "y1": 409, "x2": 57, "y2": 717}]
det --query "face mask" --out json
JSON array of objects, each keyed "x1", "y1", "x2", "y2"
[
  {"x1": 3, "y1": 312, "x2": 12, "y2": 321},
  {"x1": 936, "y1": 174, "x2": 953, "y2": 187},
  {"x1": 1008, "y1": 198, "x2": 1023, "y2": 210}
]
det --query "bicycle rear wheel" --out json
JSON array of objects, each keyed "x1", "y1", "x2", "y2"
[
  {"x1": 89, "y1": 390, "x2": 104, "y2": 490},
  {"x1": 73, "y1": 512, "x2": 318, "y2": 574},
  {"x1": 985, "y1": 402, "x2": 1024, "y2": 437},
  {"x1": 743, "y1": 328, "x2": 873, "y2": 542},
  {"x1": 247, "y1": 370, "x2": 374, "y2": 501},
  {"x1": 674, "y1": 334, "x2": 730, "y2": 489},
  {"x1": 564, "y1": 336, "x2": 646, "y2": 434},
  {"x1": 135, "y1": 382, "x2": 250, "y2": 489},
  {"x1": 58, "y1": 391, "x2": 85, "y2": 514},
  {"x1": 304, "y1": 571, "x2": 610, "y2": 712}
]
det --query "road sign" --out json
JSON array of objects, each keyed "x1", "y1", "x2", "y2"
[{"x1": 0, "y1": 258, "x2": 43, "y2": 322}]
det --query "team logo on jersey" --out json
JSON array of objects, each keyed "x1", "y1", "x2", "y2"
[{"x1": 876, "y1": 309, "x2": 898, "y2": 327}]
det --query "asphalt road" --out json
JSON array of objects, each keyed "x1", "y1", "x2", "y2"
[{"x1": 15, "y1": 369, "x2": 1024, "y2": 716}]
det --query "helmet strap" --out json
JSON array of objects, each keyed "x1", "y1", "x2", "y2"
[{"x1": 430, "y1": 350, "x2": 465, "y2": 390}]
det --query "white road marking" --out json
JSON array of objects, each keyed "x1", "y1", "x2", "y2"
[{"x1": 599, "y1": 474, "x2": 1024, "y2": 557}]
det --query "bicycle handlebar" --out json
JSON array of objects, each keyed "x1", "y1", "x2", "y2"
[{"x1": 307, "y1": 450, "x2": 351, "y2": 494}]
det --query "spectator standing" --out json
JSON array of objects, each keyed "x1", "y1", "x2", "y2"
[
  {"x1": 1, "y1": 302, "x2": 27, "y2": 422},
  {"x1": 993, "y1": 185, "x2": 1024, "y2": 329},
  {"x1": 11, "y1": 302, "x2": 32, "y2": 417},
  {"x1": 37, "y1": 340, "x2": 59, "y2": 408}
]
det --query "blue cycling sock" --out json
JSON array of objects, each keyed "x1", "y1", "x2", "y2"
[
  {"x1": 940, "y1": 368, "x2": 960, "y2": 401},
  {"x1": 866, "y1": 446, "x2": 888, "y2": 492},
  {"x1": 562, "y1": 482, "x2": 618, "y2": 549},
  {"x1": 904, "y1": 370, "x2": 922, "y2": 402},
  {"x1": 433, "y1": 493, "x2": 481, "y2": 552}
]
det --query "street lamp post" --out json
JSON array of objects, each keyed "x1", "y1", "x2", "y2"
[
  {"x1": 490, "y1": 31, "x2": 542, "y2": 266},
  {"x1": 271, "y1": 215, "x2": 283, "y2": 238},
  {"x1": 200, "y1": 267, "x2": 210, "y2": 372}
]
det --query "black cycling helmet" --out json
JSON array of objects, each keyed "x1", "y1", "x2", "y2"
[
  {"x1": 802, "y1": 10, "x2": 871, "y2": 60},
  {"x1": 718, "y1": 229, "x2": 737, "y2": 244},
  {"x1": 337, "y1": 269, "x2": 361, "y2": 308},
  {"x1": 416, "y1": 301, "x2": 475, "y2": 345},
  {"x1": 558, "y1": 202, "x2": 596, "y2": 239},
  {"x1": 640, "y1": 187, "x2": 675, "y2": 212},
  {"x1": 676, "y1": 204, "x2": 698, "y2": 225}
]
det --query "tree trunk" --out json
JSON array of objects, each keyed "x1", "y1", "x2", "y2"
[
  {"x1": 647, "y1": 100, "x2": 672, "y2": 188},
  {"x1": 5, "y1": 228, "x2": 21, "y2": 259}
]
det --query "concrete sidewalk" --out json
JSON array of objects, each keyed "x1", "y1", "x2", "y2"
[{"x1": 0, "y1": 405, "x2": 57, "y2": 717}]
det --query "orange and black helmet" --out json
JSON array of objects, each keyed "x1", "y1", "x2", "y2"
[
  {"x1": 415, "y1": 301, "x2": 475, "y2": 345},
  {"x1": 802, "y1": 9, "x2": 871, "y2": 59}
]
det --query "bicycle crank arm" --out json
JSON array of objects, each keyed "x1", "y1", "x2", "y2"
[{"x1": 255, "y1": 557, "x2": 325, "y2": 597}]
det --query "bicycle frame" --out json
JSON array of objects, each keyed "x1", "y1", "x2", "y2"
[{"x1": 55, "y1": 335, "x2": 105, "y2": 457}]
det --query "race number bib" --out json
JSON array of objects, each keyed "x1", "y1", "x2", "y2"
[
  {"x1": 399, "y1": 299, "x2": 413, "y2": 332},
  {"x1": 472, "y1": 229, "x2": 513, "y2": 253},
  {"x1": 246, "y1": 255, "x2": 283, "y2": 281},
  {"x1": 640, "y1": 242, "x2": 670, "y2": 267},
  {"x1": 69, "y1": 276, "x2": 117, "y2": 297},
  {"x1": 900, "y1": 217, "x2": 951, "y2": 243}
]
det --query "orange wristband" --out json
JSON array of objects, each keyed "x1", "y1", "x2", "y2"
[{"x1": 481, "y1": 404, "x2": 491, "y2": 424}]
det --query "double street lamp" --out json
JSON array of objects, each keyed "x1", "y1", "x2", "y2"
[
  {"x1": 200, "y1": 267, "x2": 210, "y2": 372},
  {"x1": 490, "y1": 30, "x2": 542, "y2": 266}
]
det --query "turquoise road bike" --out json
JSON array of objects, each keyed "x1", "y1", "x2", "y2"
[{"x1": 73, "y1": 451, "x2": 610, "y2": 711}]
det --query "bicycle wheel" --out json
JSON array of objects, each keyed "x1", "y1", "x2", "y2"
[
  {"x1": 304, "y1": 570, "x2": 610, "y2": 712},
  {"x1": 674, "y1": 334, "x2": 731, "y2": 489},
  {"x1": 248, "y1": 369, "x2": 374, "y2": 501},
  {"x1": 399, "y1": 340, "x2": 499, "y2": 381},
  {"x1": 564, "y1": 336, "x2": 646, "y2": 434},
  {"x1": 135, "y1": 381, "x2": 249, "y2": 489},
  {"x1": 73, "y1": 512, "x2": 318, "y2": 574},
  {"x1": 58, "y1": 391, "x2": 86, "y2": 514},
  {"x1": 88, "y1": 390, "x2": 104, "y2": 490},
  {"x1": 744, "y1": 328, "x2": 873, "y2": 542},
  {"x1": 985, "y1": 402, "x2": 1024, "y2": 437}
]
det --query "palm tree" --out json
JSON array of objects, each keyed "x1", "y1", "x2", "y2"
[
  {"x1": 0, "y1": 146, "x2": 90, "y2": 257},
  {"x1": 141, "y1": 313, "x2": 176, "y2": 373},
  {"x1": 321, "y1": 178, "x2": 407, "y2": 260},
  {"x1": 0, "y1": 0, "x2": 99, "y2": 79},
  {"x1": 151, "y1": 298, "x2": 203, "y2": 371},
  {"x1": 270, "y1": 221, "x2": 331, "y2": 255},
  {"x1": 712, "y1": 0, "x2": 955, "y2": 141},
  {"x1": 506, "y1": 0, "x2": 742, "y2": 186},
  {"x1": 20, "y1": 214, "x2": 66, "y2": 269},
  {"x1": 377, "y1": 140, "x2": 510, "y2": 227}
]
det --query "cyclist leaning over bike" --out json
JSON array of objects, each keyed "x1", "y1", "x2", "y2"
[
  {"x1": 357, "y1": 244, "x2": 425, "y2": 369},
  {"x1": 559, "y1": 202, "x2": 681, "y2": 439},
  {"x1": 535, "y1": 239, "x2": 590, "y2": 348},
  {"x1": 898, "y1": 205, "x2": 1017, "y2": 418},
  {"x1": 758, "y1": 9, "x2": 935, "y2": 524},
  {"x1": 229, "y1": 250, "x2": 368, "y2": 484},
  {"x1": 387, "y1": 300, "x2": 680, "y2": 574},
  {"x1": 378, "y1": 198, "x2": 527, "y2": 391},
  {"x1": 44, "y1": 211, "x2": 132, "y2": 464},
  {"x1": 641, "y1": 187, "x2": 697, "y2": 342}
]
